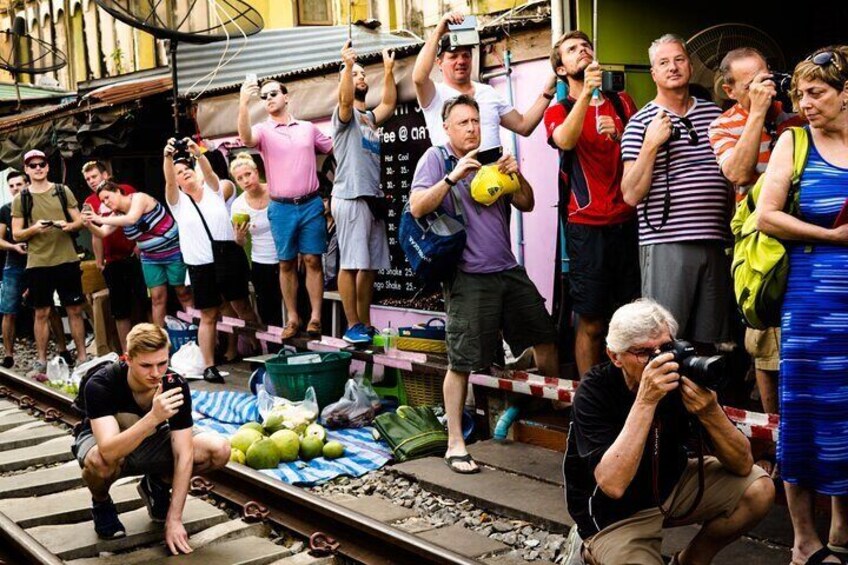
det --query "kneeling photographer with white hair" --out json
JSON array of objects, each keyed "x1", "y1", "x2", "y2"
[{"x1": 564, "y1": 298, "x2": 774, "y2": 564}]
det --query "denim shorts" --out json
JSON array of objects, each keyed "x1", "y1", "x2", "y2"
[
  {"x1": 0, "y1": 263, "x2": 26, "y2": 315},
  {"x1": 267, "y1": 196, "x2": 327, "y2": 261}
]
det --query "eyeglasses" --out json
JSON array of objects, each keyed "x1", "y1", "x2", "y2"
[
  {"x1": 808, "y1": 51, "x2": 845, "y2": 74},
  {"x1": 625, "y1": 341, "x2": 673, "y2": 364},
  {"x1": 260, "y1": 90, "x2": 282, "y2": 101},
  {"x1": 26, "y1": 161, "x2": 47, "y2": 169}
]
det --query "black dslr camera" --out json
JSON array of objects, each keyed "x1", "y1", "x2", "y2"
[
  {"x1": 650, "y1": 339, "x2": 726, "y2": 390},
  {"x1": 771, "y1": 72, "x2": 793, "y2": 96},
  {"x1": 172, "y1": 138, "x2": 190, "y2": 161}
]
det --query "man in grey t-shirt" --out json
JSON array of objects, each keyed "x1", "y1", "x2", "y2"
[{"x1": 331, "y1": 41, "x2": 397, "y2": 344}]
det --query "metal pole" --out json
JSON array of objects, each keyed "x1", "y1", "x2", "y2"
[{"x1": 170, "y1": 39, "x2": 179, "y2": 135}]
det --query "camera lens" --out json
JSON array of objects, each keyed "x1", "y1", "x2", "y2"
[{"x1": 682, "y1": 354, "x2": 726, "y2": 389}]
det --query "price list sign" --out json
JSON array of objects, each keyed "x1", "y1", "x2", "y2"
[{"x1": 374, "y1": 102, "x2": 434, "y2": 306}]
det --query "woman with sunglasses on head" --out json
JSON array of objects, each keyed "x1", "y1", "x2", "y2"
[
  {"x1": 163, "y1": 138, "x2": 260, "y2": 383},
  {"x1": 82, "y1": 182, "x2": 192, "y2": 327},
  {"x1": 757, "y1": 46, "x2": 848, "y2": 565},
  {"x1": 228, "y1": 153, "x2": 283, "y2": 328}
]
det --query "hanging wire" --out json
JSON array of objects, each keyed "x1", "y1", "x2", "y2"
[{"x1": 185, "y1": 0, "x2": 251, "y2": 99}]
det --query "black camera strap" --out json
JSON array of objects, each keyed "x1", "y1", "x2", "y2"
[{"x1": 651, "y1": 418, "x2": 705, "y2": 525}]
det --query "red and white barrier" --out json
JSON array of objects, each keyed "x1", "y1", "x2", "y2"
[{"x1": 469, "y1": 372, "x2": 779, "y2": 442}]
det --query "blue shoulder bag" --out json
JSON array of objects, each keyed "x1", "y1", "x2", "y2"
[{"x1": 399, "y1": 146, "x2": 467, "y2": 285}]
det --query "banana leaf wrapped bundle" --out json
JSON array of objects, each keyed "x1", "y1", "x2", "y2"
[{"x1": 373, "y1": 405, "x2": 448, "y2": 462}]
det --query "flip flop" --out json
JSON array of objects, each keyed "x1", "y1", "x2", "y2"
[
  {"x1": 444, "y1": 454, "x2": 480, "y2": 474},
  {"x1": 803, "y1": 547, "x2": 847, "y2": 565},
  {"x1": 829, "y1": 544, "x2": 848, "y2": 555}
]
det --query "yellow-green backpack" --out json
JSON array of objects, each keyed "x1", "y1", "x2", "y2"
[{"x1": 730, "y1": 126, "x2": 809, "y2": 330}]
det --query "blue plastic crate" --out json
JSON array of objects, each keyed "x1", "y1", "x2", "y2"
[{"x1": 167, "y1": 327, "x2": 197, "y2": 354}]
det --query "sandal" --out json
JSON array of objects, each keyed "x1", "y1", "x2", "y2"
[
  {"x1": 444, "y1": 453, "x2": 480, "y2": 474},
  {"x1": 829, "y1": 544, "x2": 848, "y2": 555},
  {"x1": 802, "y1": 547, "x2": 847, "y2": 565}
]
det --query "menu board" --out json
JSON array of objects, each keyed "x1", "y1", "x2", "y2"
[{"x1": 373, "y1": 102, "x2": 438, "y2": 308}]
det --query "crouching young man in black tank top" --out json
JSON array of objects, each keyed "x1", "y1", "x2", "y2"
[{"x1": 71, "y1": 323, "x2": 230, "y2": 554}]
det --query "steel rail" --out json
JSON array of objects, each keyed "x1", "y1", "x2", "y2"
[{"x1": 0, "y1": 368, "x2": 479, "y2": 564}]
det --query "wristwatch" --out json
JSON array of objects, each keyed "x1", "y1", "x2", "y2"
[
  {"x1": 443, "y1": 174, "x2": 457, "y2": 187},
  {"x1": 542, "y1": 91, "x2": 555, "y2": 100}
]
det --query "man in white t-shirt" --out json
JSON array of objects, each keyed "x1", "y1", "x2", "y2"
[{"x1": 413, "y1": 11, "x2": 556, "y2": 150}]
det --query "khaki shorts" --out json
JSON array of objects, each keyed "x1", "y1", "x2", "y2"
[
  {"x1": 744, "y1": 327, "x2": 780, "y2": 372},
  {"x1": 583, "y1": 457, "x2": 768, "y2": 565}
]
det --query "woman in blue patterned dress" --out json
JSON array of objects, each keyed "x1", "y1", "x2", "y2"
[{"x1": 758, "y1": 47, "x2": 848, "y2": 565}]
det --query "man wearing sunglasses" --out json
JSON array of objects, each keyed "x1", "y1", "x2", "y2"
[
  {"x1": 565, "y1": 299, "x2": 773, "y2": 564},
  {"x1": 238, "y1": 78, "x2": 333, "y2": 340},
  {"x1": 11, "y1": 149, "x2": 88, "y2": 375},
  {"x1": 621, "y1": 35, "x2": 734, "y2": 350}
]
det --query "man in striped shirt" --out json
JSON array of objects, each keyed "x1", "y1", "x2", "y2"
[{"x1": 621, "y1": 34, "x2": 734, "y2": 347}]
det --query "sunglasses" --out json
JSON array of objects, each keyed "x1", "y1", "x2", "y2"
[
  {"x1": 260, "y1": 90, "x2": 282, "y2": 101},
  {"x1": 808, "y1": 51, "x2": 845, "y2": 74},
  {"x1": 26, "y1": 161, "x2": 47, "y2": 169}
]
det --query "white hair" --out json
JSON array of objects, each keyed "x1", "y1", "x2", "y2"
[
  {"x1": 606, "y1": 299, "x2": 679, "y2": 354},
  {"x1": 648, "y1": 34, "x2": 689, "y2": 66}
]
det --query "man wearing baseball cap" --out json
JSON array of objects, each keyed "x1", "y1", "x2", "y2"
[
  {"x1": 11, "y1": 149, "x2": 88, "y2": 375},
  {"x1": 412, "y1": 11, "x2": 557, "y2": 150}
]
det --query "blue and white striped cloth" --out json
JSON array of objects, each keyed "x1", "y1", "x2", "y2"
[{"x1": 190, "y1": 390, "x2": 392, "y2": 486}]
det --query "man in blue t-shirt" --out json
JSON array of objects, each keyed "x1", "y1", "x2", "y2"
[
  {"x1": 72, "y1": 324, "x2": 230, "y2": 554},
  {"x1": 332, "y1": 41, "x2": 397, "y2": 344}
]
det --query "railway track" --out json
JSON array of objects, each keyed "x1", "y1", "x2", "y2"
[{"x1": 0, "y1": 367, "x2": 480, "y2": 565}]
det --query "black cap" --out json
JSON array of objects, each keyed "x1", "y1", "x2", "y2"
[{"x1": 437, "y1": 35, "x2": 472, "y2": 56}]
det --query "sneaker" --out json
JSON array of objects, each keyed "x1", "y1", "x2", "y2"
[
  {"x1": 29, "y1": 360, "x2": 47, "y2": 375},
  {"x1": 137, "y1": 475, "x2": 171, "y2": 523},
  {"x1": 91, "y1": 497, "x2": 126, "y2": 539},
  {"x1": 58, "y1": 350, "x2": 75, "y2": 367},
  {"x1": 1, "y1": 356, "x2": 13, "y2": 369},
  {"x1": 365, "y1": 326, "x2": 378, "y2": 338},
  {"x1": 343, "y1": 323, "x2": 372, "y2": 344},
  {"x1": 203, "y1": 365, "x2": 225, "y2": 384}
]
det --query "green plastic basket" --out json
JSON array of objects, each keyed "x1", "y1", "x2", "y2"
[{"x1": 264, "y1": 351, "x2": 352, "y2": 408}]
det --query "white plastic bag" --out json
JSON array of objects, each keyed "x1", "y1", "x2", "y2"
[
  {"x1": 170, "y1": 341, "x2": 205, "y2": 378},
  {"x1": 321, "y1": 378, "x2": 377, "y2": 429},
  {"x1": 257, "y1": 385, "x2": 319, "y2": 423},
  {"x1": 71, "y1": 353, "x2": 119, "y2": 386},
  {"x1": 46, "y1": 355, "x2": 70, "y2": 384}
]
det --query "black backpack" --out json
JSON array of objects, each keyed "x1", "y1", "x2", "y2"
[
  {"x1": 71, "y1": 360, "x2": 123, "y2": 419},
  {"x1": 21, "y1": 183, "x2": 74, "y2": 229}
]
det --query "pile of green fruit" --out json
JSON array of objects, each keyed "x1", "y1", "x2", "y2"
[{"x1": 229, "y1": 421, "x2": 346, "y2": 470}]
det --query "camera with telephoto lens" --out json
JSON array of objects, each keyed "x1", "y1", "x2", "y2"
[
  {"x1": 771, "y1": 72, "x2": 793, "y2": 96},
  {"x1": 649, "y1": 339, "x2": 727, "y2": 390}
]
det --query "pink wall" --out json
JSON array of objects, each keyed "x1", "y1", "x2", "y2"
[{"x1": 490, "y1": 59, "x2": 560, "y2": 311}]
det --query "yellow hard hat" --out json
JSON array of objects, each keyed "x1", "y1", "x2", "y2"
[{"x1": 470, "y1": 164, "x2": 521, "y2": 206}]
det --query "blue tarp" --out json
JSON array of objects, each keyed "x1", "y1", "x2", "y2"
[{"x1": 190, "y1": 390, "x2": 392, "y2": 486}]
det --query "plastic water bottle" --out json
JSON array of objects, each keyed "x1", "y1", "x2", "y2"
[{"x1": 381, "y1": 323, "x2": 398, "y2": 357}]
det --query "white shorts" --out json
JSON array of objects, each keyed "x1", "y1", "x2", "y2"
[{"x1": 331, "y1": 197, "x2": 390, "y2": 271}]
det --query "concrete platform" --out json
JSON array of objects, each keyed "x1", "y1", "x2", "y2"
[
  {"x1": 0, "y1": 482, "x2": 143, "y2": 528},
  {"x1": 138, "y1": 536, "x2": 291, "y2": 565},
  {"x1": 0, "y1": 460, "x2": 83, "y2": 497},
  {"x1": 26, "y1": 496, "x2": 229, "y2": 560},
  {"x1": 328, "y1": 494, "x2": 417, "y2": 523},
  {"x1": 662, "y1": 525, "x2": 790, "y2": 563},
  {"x1": 0, "y1": 435, "x2": 73, "y2": 471},
  {"x1": 392, "y1": 457, "x2": 570, "y2": 533},
  {"x1": 0, "y1": 423, "x2": 66, "y2": 451},
  {"x1": 468, "y1": 440, "x2": 564, "y2": 486}
]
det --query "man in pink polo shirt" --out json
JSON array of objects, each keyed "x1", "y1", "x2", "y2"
[{"x1": 238, "y1": 79, "x2": 333, "y2": 339}]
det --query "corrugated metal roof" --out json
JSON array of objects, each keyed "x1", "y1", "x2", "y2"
[
  {"x1": 174, "y1": 25, "x2": 422, "y2": 97},
  {"x1": 0, "y1": 81, "x2": 73, "y2": 102}
]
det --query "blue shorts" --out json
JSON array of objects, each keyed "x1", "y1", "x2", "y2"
[
  {"x1": 0, "y1": 263, "x2": 26, "y2": 315},
  {"x1": 267, "y1": 196, "x2": 327, "y2": 261}
]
